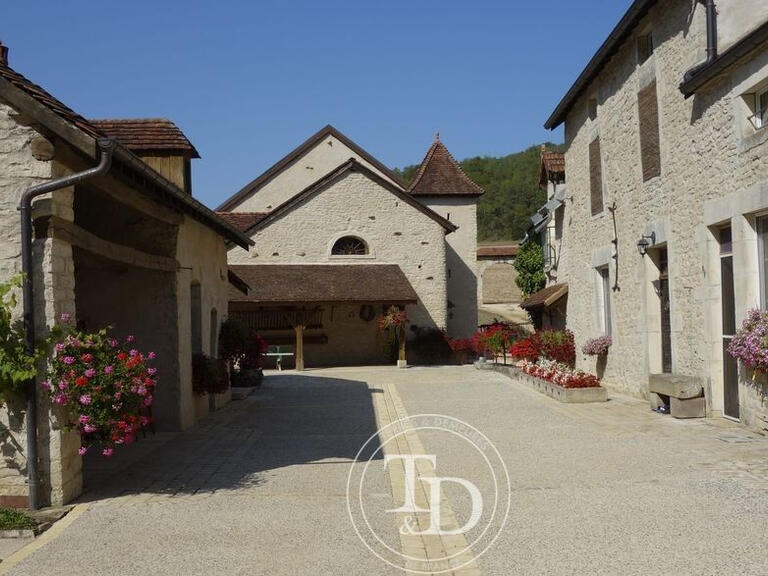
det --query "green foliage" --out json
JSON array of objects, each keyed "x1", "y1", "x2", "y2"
[
  {"x1": 0, "y1": 275, "x2": 40, "y2": 403},
  {"x1": 514, "y1": 234, "x2": 546, "y2": 298},
  {"x1": 218, "y1": 318, "x2": 249, "y2": 364},
  {"x1": 395, "y1": 142, "x2": 562, "y2": 241},
  {"x1": 0, "y1": 507, "x2": 37, "y2": 530}
]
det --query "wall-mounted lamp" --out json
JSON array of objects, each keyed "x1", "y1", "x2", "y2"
[{"x1": 636, "y1": 233, "x2": 655, "y2": 256}]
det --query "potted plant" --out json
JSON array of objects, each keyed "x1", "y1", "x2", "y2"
[
  {"x1": 582, "y1": 336, "x2": 612, "y2": 357},
  {"x1": 728, "y1": 309, "x2": 768, "y2": 380},
  {"x1": 240, "y1": 332, "x2": 267, "y2": 386},
  {"x1": 377, "y1": 306, "x2": 409, "y2": 368}
]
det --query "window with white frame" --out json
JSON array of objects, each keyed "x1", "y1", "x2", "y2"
[
  {"x1": 745, "y1": 88, "x2": 768, "y2": 130},
  {"x1": 757, "y1": 216, "x2": 768, "y2": 308},
  {"x1": 598, "y1": 266, "x2": 612, "y2": 336}
]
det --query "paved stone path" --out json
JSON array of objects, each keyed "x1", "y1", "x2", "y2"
[{"x1": 3, "y1": 366, "x2": 768, "y2": 575}]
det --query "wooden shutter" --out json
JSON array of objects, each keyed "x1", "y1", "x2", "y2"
[
  {"x1": 589, "y1": 137, "x2": 603, "y2": 215},
  {"x1": 638, "y1": 81, "x2": 661, "y2": 181}
]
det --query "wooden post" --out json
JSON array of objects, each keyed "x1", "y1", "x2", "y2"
[
  {"x1": 397, "y1": 325, "x2": 407, "y2": 368},
  {"x1": 295, "y1": 324, "x2": 305, "y2": 371}
]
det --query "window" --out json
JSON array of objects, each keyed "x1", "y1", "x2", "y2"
[
  {"x1": 755, "y1": 89, "x2": 768, "y2": 129},
  {"x1": 638, "y1": 81, "x2": 661, "y2": 181},
  {"x1": 588, "y1": 98, "x2": 598, "y2": 121},
  {"x1": 598, "y1": 267, "x2": 612, "y2": 336},
  {"x1": 637, "y1": 33, "x2": 654, "y2": 64},
  {"x1": 191, "y1": 282, "x2": 202, "y2": 355},
  {"x1": 589, "y1": 137, "x2": 604, "y2": 215},
  {"x1": 331, "y1": 236, "x2": 368, "y2": 256},
  {"x1": 758, "y1": 216, "x2": 768, "y2": 308},
  {"x1": 209, "y1": 308, "x2": 218, "y2": 357}
]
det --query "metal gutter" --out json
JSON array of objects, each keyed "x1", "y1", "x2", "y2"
[{"x1": 680, "y1": 18, "x2": 768, "y2": 97}]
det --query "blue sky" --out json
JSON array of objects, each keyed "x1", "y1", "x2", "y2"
[{"x1": 2, "y1": 1, "x2": 630, "y2": 207}]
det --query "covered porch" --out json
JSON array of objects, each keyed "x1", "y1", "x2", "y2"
[{"x1": 228, "y1": 264, "x2": 418, "y2": 369}]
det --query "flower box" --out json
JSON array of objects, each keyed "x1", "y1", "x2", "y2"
[{"x1": 475, "y1": 362, "x2": 607, "y2": 403}]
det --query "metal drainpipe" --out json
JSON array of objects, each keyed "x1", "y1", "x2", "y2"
[
  {"x1": 19, "y1": 138, "x2": 115, "y2": 510},
  {"x1": 703, "y1": 0, "x2": 718, "y2": 63}
]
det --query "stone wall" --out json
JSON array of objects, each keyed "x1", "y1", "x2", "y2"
[
  {"x1": 478, "y1": 260, "x2": 520, "y2": 305},
  {"x1": 228, "y1": 170, "x2": 448, "y2": 336},
  {"x1": 415, "y1": 196, "x2": 478, "y2": 337},
  {"x1": 0, "y1": 101, "x2": 83, "y2": 506},
  {"x1": 234, "y1": 133, "x2": 402, "y2": 213},
  {"x1": 557, "y1": 0, "x2": 768, "y2": 430}
]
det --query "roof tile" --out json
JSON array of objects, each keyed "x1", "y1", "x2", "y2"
[
  {"x1": 229, "y1": 264, "x2": 418, "y2": 304},
  {"x1": 408, "y1": 140, "x2": 484, "y2": 197},
  {"x1": 90, "y1": 118, "x2": 199, "y2": 158}
]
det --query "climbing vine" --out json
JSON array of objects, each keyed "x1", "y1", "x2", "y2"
[{"x1": 0, "y1": 275, "x2": 40, "y2": 403}]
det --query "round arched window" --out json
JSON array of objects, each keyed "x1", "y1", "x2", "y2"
[{"x1": 331, "y1": 236, "x2": 368, "y2": 256}]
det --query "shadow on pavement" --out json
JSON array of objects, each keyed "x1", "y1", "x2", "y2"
[{"x1": 78, "y1": 372, "x2": 383, "y2": 502}]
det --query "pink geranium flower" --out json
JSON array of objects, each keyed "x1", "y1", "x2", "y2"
[
  {"x1": 104, "y1": 365, "x2": 114, "y2": 374},
  {"x1": 78, "y1": 446, "x2": 87, "y2": 456},
  {"x1": 102, "y1": 448, "x2": 114, "y2": 457},
  {"x1": 79, "y1": 394, "x2": 92, "y2": 405}
]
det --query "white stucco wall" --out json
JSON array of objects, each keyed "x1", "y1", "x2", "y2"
[
  {"x1": 414, "y1": 196, "x2": 478, "y2": 337},
  {"x1": 228, "y1": 170, "x2": 448, "y2": 332},
  {"x1": 557, "y1": 0, "x2": 768, "y2": 430},
  {"x1": 232, "y1": 134, "x2": 403, "y2": 213},
  {"x1": 717, "y1": 0, "x2": 768, "y2": 53}
]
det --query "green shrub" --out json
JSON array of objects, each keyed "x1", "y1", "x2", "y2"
[{"x1": 514, "y1": 234, "x2": 546, "y2": 299}]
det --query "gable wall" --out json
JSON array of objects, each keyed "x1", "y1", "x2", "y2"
[
  {"x1": 231, "y1": 135, "x2": 402, "y2": 213},
  {"x1": 228, "y1": 171, "x2": 447, "y2": 331}
]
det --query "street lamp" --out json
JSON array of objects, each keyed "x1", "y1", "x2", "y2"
[{"x1": 637, "y1": 233, "x2": 655, "y2": 256}]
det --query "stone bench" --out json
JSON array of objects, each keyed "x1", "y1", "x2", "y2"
[{"x1": 648, "y1": 374, "x2": 705, "y2": 419}]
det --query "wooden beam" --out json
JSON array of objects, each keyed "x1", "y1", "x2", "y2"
[
  {"x1": 295, "y1": 324, "x2": 305, "y2": 371},
  {"x1": 43, "y1": 216, "x2": 178, "y2": 272}
]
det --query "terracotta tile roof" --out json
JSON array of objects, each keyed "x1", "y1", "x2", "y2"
[
  {"x1": 520, "y1": 283, "x2": 569, "y2": 311},
  {"x1": 541, "y1": 149, "x2": 565, "y2": 174},
  {"x1": 0, "y1": 56, "x2": 251, "y2": 249},
  {"x1": 90, "y1": 118, "x2": 200, "y2": 158},
  {"x1": 0, "y1": 61, "x2": 102, "y2": 139},
  {"x1": 477, "y1": 244, "x2": 519, "y2": 258},
  {"x1": 229, "y1": 264, "x2": 418, "y2": 304},
  {"x1": 408, "y1": 139, "x2": 484, "y2": 197},
  {"x1": 215, "y1": 212, "x2": 269, "y2": 234}
]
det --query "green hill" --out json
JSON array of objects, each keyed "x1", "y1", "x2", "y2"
[{"x1": 395, "y1": 143, "x2": 561, "y2": 242}]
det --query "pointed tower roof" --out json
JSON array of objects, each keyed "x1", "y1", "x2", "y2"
[{"x1": 408, "y1": 137, "x2": 484, "y2": 197}]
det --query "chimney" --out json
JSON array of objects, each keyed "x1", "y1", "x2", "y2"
[{"x1": 0, "y1": 40, "x2": 8, "y2": 66}]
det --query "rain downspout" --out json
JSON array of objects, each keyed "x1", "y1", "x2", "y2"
[
  {"x1": 19, "y1": 138, "x2": 115, "y2": 510},
  {"x1": 683, "y1": 0, "x2": 718, "y2": 83}
]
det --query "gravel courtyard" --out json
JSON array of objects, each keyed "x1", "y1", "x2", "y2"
[{"x1": 3, "y1": 366, "x2": 768, "y2": 575}]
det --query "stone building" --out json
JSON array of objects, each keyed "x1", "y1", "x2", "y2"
[
  {"x1": 543, "y1": 0, "x2": 768, "y2": 429},
  {"x1": 476, "y1": 245, "x2": 520, "y2": 305},
  {"x1": 217, "y1": 126, "x2": 483, "y2": 367},
  {"x1": 0, "y1": 43, "x2": 250, "y2": 506}
]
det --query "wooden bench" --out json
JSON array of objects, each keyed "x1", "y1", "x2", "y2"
[{"x1": 648, "y1": 374, "x2": 705, "y2": 418}]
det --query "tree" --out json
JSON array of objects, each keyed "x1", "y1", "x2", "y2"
[{"x1": 514, "y1": 234, "x2": 546, "y2": 298}]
